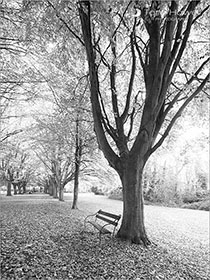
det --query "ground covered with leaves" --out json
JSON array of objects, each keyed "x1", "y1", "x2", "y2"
[{"x1": 0, "y1": 193, "x2": 209, "y2": 280}]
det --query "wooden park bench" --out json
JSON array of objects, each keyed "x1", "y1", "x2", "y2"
[{"x1": 82, "y1": 209, "x2": 121, "y2": 242}]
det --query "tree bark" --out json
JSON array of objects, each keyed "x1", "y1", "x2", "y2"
[
  {"x1": 53, "y1": 181, "x2": 58, "y2": 198},
  {"x1": 22, "y1": 183, "x2": 26, "y2": 194},
  {"x1": 72, "y1": 158, "x2": 80, "y2": 209},
  {"x1": 72, "y1": 179, "x2": 79, "y2": 209},
  {"x1": 13, "y1": 184, "x2": 17, "y2": 195},
  {"x1": 6, "y1": 181, "x2": 12, "y2": 196},
  {"x1": 18, "y1": 184, "x2": 21, "y2": 194},
  {"x1": 20, "y1": 180, "x2": 27, "y2": 194},
  {"x1": 59, "y1": 185, "x2": 64, "y2": 201},
  {"x1": 72, "y1": 122, "x2": 82, "y2": 209},
  {"x1": 44, "y1": 184, "x2": 48, "y2": 194},
  {"x1": 48, "y1": 183, "x2": 53, "y2": 196},
  {"x1": 117, "y1": 156, "x2": 150, "y2": 245}
]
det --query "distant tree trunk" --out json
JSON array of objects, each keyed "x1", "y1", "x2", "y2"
[
  {"x1": 49, "y1": 185, "x2": 53, "y2": 196},
  {"x1": 44, "y1": 184, "x2": 48, "y2": 193},
  {"x1": 18, "y1": 184, "x2": 21, "y2": 194},
  {"x1": 59, "y1": 185, "x2": 64, "y2": 201},
  {"x1": 22, "y1": 182, "x2": 26, "y2": 194},
  {"x1": 72, "y1": 178, "x2": 79, "y2": 209},
  {"x1": 72, "y1": 120, "x2": 82, "y2": 209},
  {"x1": 53, "y1": 181, "x2": 58, "y2": 198},
  {"x1": 7, "y1": 181, "x2": 12, "y2": 196},
  {"x1": 48, "y1": 177, "x2": 53, "y2": 196},
  {"x1": 13, "y1": 184, "x2": 17, "y2": 195}
]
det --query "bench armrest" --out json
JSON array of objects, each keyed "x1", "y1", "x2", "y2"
[{"x1": 84, "y1": 210, "x2": 99, "y2": 225}]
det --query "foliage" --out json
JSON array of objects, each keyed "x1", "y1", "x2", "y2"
[
  {"x1": 91, "y1": 186, "x2": 105, "y2": 195},
  {"x1": 181, "y1": 202, "x2": 201, "y2": 210},
  {"x1": 182, "y1": 192, "x2": 200, "y2": 204},
  {"x1": 141, "y1": 112, "x2": 209, "y2": 207},
  {"x1": 109, "y1": 181, "x2": 210, "y2": 211},
  {"x1": 182, "y1": 199, "x2": 210, "y2": 211},
  {"x1": 108, "y1": 187, "x2": 123, "y2": 201},
  {"x1": 0, "y1": 0, "x2": 48, "y2": 145},
  {"x1": 181, "y1": 190, "x2": 210, "y2": 211},
  {"x1": 198, "y1": 199, "x2": 210, "y2": 211},
  {"x1": 0, "y1": 142, "x2": 35, "y2": 194}
]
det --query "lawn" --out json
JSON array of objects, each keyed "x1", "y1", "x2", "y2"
[{"x1": 0, "y1": 193, "x2": 209, "y2": 280}]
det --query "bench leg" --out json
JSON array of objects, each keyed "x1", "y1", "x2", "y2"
[{"x1": 81, "y1": 220, "x2": 88, "y2": 236}]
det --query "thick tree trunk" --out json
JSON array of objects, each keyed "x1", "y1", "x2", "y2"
[
  {"x1": 117, "y1": 157, "x2": 150, "y2": 246},
  {"x1": 7, "y1": 181, "x2": 12, "y2": 196}
]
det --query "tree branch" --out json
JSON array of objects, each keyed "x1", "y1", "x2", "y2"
[
  {"x1": 148, "y1": 72, "x2": 209, "y2": 157},
  {"x1": 0, "y1": 129, "x2": 23, "y2": 143},
  {"x1": 121, "y1": 29, "x2": 136, "y2": 123},
  {"x1": 46, "y1": 0, "x2": 84, "y2": 46},
  {"x1": 78, "y1": 1, "x2": 120, "y2": 171}
]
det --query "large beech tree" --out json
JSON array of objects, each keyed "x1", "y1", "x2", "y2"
[{"x1": 77, "y1": 0, "x2": 209, "y2": 245}]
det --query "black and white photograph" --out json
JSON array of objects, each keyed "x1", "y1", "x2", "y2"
[{"x1": 0, "y1": 0, "x2": 209, "y2": 279}]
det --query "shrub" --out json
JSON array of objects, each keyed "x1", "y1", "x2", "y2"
[
  {"x1": 108, "y1": 188, "x2": 123, "y2": 200},
  {"x1": 182, "y1": 190, "x2": 210, "y2": 205},
  {"x1": 182, "y1": 193, "x2": 200, "y2": 204},
  {"x1": 181, "y1": 202, "x2": 201, "y2": 210},
  {"x1": 195, "y1": 190, "x2": 210, "y2": 200},
  {"x1": 181, "y1": 199, "x2": 210, "y2": 211},
  {"x1": 143, "y1": 186, "x2": 155, "y2": 202},
  {"x1": 198, "y1": 199, "x2": 210, "y2": 211},
  {"x1": 91, "y1": 186, "x2": 104, "y2": 195}
]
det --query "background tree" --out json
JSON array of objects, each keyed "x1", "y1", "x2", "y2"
[
  {"x1": 0, "y1": 142, "x2": 30, "y2": 195},
  {"x1": 29, "y1": 113, "x2": 74, "y2": 200}
]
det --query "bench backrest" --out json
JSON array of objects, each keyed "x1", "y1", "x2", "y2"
[{"x1": 96, "y1": 209, "x2": 121, "y2": 227}]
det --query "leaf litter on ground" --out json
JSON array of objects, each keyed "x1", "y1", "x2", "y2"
[{"x1": 0, "y1": 194, "x2": 209, "y2": 280}]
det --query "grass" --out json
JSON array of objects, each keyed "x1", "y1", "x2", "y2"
[{"x1": 0, "y1": 193, "x2": 209, "y2": 280}]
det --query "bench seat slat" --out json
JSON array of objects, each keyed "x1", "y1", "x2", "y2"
[
  {"x1": 96, "y1": 214, "x2": 118, "y2": 226},
  {"x1": 98, "y1": 210, "x2": 121, "y2": 220}
]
